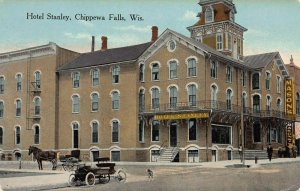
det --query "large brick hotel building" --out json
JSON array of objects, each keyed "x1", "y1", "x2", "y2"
[{"x1": 0, "y1": 0, "x2": 299, "y2": 162}]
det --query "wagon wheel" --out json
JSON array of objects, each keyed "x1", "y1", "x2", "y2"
[
  {"x1": 115, "y1": 169, "x2": 127, "y2": 183},
  {"x1": 68, "y1": 174, "x2": 77, "y2": 187},
  {"x1": 63, "y1": 162, "x2": 74, "y2": 171},
  {"x1": 85, "y1": 172, "x2": 96, "y2": 186},
  {"x1": 99, "y1": 174, "x2": 110, "y2": 184}
]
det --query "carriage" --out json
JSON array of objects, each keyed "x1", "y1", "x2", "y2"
[
  {"x1": 58, "y1": 149, "x2": 81, "y2": 171},
  {"x1": 68, "y1": 157, "x2": 127, "y2": 186}
]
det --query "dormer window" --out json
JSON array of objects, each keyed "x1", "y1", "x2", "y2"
[{"x1": 205, "y1": 6, "x2": 214, "y2": 23}]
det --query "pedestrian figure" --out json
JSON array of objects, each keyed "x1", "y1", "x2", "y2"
[
  {"x1": 147, "y1": 168, "x2": 154, "y2": 181},
  {"x1": 267, "y1": 144, "x2": 273, "y2": 162},
  {"x1": 238, "y1": 144, "x2": 242, "y2": 162}
]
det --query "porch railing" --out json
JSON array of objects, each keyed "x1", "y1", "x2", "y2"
[{"x1": 140, "y1": 100, "x2": 296, "y2": 120}]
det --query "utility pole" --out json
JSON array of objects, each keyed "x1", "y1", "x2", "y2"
[{"x1": 241, "y1": 71, "x2": 245, "y2": 166}]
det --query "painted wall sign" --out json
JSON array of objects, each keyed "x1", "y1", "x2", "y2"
[{"x1": 154, "y1": 112, "x2": 209, "y2": 120}]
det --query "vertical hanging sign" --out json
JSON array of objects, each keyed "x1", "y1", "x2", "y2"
[
  {"x1": 285, "y1": 79, "x2": 295, "y2": 116},
  {"x1": 285, "y1": 79, "x2": 295, "y2": 148}
]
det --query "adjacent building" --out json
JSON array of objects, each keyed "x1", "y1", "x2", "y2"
[
  {"x1": 0, "y1": 43, "x2": 79, "y2": 160},
  {"x1": 0, "y1": 0, "x2": 298, "y2": 162}
]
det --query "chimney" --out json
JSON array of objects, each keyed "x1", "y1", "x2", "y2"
[
  {"x1": 101, "y1": 36, "x2": 108, "y2": 51},
  {"x1": 91, "y1": 36, "x2": 95, "y2": 52},
  {"x1": 151, "y1": 26, "x2": 158, "y2": 42}
]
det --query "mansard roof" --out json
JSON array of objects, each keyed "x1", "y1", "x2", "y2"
[
  {"x1": 244, "y1": 52, "x2": 290, "y2": 77},
  {"x1": 58, "y1": 42, "x2": 152, "y2": 71}
]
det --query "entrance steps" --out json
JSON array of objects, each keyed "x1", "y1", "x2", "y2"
[
  {"x1": 244, "y1": 150, "x2": 268, "y2": 160},
  {"x1": 157, "y1": 147, "x2": 179, "y2": 162}
]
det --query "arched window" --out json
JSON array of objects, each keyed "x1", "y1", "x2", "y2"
[
  {"x1": 205, "y1": 6, "x2": 214, "y2": 23},
  {"x1": 276, "y1": 76, "x2": 281, "y2": 93},
  {"x1": 277, "y1": 98, "x2": 282, "y2": 112},
  {"x1": 0, "y1": 101, "x2": 3, "y2": 118},
  {"x1": 210, "y1": 60, "x2": 218, "y2": 78},
  {"x1": 112, "y1": 65, "x2": 120, "y2": 83},
  {"x1": 72, "y1": 122, "x2": 79, "y2": 148},
  {"x1": 139, "y1": 89, "x2": 145, "y2": 112},
  {"x1": 34, "y1": 71, "x2": 41, "y2": 89},
  {"x1": 16, "y1": 73, "x2": 22, "y2": 91},
  {"x1": 16, "y1": 99, "x2": 21, "y2": 116},
  {"x1": 72, "y1": 95, "x2": 80, "y2": 113},
  {"x1": 188, "y1": 118, "x2": 197, "y2": 141},
  {"x1": 169, "y1": 60, "x2": 178, "y2": 79},
  {"x1": 188, "y1": 58, "x2": 197, "y2": 77},
  {"x1": 91, "y1": 68, "x2": 100, "y2": 86},
  {"x1": 253, "y1": 121, "x2": 261, "y2": 142},
  {"x1": 188, "y1": 84, "x2": 197, "y2": 106},
  {"x1": 91, "y1": 93, "x2": 99, "y2": 112},
  {"x1": 151, "y1": 88, "x2": 160, "y2": 110},
  {"x1": 252, "y1": 73, "x2": 260, "y2": 90},
  {"x1": 91, "y1": 121, "x2": 99, "y2": 143},
  {"x1": 112, "y1": 91, "x2": 120, "y2": 110},
  {"x1": 112, "y1": 120, "x2": 120, "y2": 143},
  {"x1": 139, "y1": 64, "x2": 145, "y2": 82},
  {"x1": 266, "y1": 71, "x2": 271, "y2": 90},
  {"x1": 0, "y1": 127, "x2": 3, "y2": 145},
  {"x1": 152, "y1": 120, "x2": 160, "y2": 141},
  {"x1": 242, "y1": 93, "x2": 247, "y2": 113},
  {"x1": 34, "y1": 125, "x2": 40, "y2": 144},
  {"x1": 169, "y1": 86, "x2": 178, "y2": 108},
  {"x1": 15, "y1": 126, "x2": 21, "y2": 145},
  {"x1": 152, "y1": 63, "x2": 160, "y2": 81},
  {"x1": 266, "y1": 95, "x2": 271, "y2": 111},
  {"x1": 253, "y1": 95, "x2": 260, "y2": 113},
  {"x1": 34, "y1": 97, "x2": 41, "y2": 115},
  {"x1": 297, "y1": 93, "x2": 300, "y2": 115},
  {"x1": 0, "y1": 76, "x2": 4, "y2": 94},
  {"x1": 226, "y1": 89, "x2": 233, "y2": 111},
  {"x1": 211, "y1": 85, "x2": 218, "y2": 109}
]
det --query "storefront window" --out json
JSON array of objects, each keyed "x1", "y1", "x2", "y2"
[{"x1": 212, "y1": 125, "x2": 231, "y2": 144}]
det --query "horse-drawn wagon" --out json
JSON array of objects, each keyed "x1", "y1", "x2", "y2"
[{"x1": 68, "y1": 157, "x2": 126, "y2": 186}]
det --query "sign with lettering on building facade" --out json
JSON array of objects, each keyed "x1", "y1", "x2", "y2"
[
  {"x1": 285, "y1": 79, "x2": 296, "y2": 148},
  {"x1": 154, "y1": 112, "x2": 209, "y2": 120},
  {"x1": 285, "y1": 79, "x2": 295, "y2": 116}
]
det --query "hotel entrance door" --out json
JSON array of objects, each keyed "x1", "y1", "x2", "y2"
[{"x1": 170, "y1": 122, "x2": 178, "y2": 147}]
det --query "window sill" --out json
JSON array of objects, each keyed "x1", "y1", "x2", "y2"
[{"x1": 91, "y1": 110, "x2": 99, "y2": 113}]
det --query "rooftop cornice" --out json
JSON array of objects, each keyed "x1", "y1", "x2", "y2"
[
  {"x1": 0, "y1": 42, "x2": 57, "y2": 64},
  {"x1": 187, "y1": 20, "x2": 247, "y2": 32}
]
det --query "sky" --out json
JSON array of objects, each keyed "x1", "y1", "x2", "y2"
[{"x1": 0, "y1": 0, "x2": 299, "y2": 66}]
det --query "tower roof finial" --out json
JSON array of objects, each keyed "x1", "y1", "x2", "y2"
[{"x1": 290, "y1": 55, "x2": 294, "y2": 65}]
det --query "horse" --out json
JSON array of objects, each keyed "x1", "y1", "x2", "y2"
[{"x1": 28, "y1": 146, "x2": 57, "y2": 170}]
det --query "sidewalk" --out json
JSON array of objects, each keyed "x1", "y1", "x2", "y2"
[{"x1": 0, "y1": 157, "x2": 299, "y2": 191}]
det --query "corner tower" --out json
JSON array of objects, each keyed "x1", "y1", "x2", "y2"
[{"x1": 187, "y1": 0, "x2": 247, "y2": 60}]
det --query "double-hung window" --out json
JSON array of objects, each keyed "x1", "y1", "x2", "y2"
[
  {"x1": 91, "y1": 69, "x2": 100, "y2": 86},
  {"x1": 0, "y1": 77, "x2": 4, "y2": 94},
  {"x1": 72, "y1": 72, "x2": 80, "y2": 88},
  {"x1": 226, "y1": 66, "x2": 233, "y2": 83},
  {"x1": 16, "y1": 74, "x2": 22, "y2": 91},
  {"x1": 188, "y1": 58, "x2": 197, "y2": 77},
  {"x1": 112, "y1": 65, "x2": 120, "y2": 83},
  {"x1": 169, "y1": 61, "x2": 177, "y2": 79},
  {"x1": 216, "y1": 34, "x2": 223, "y2": 50},
  {"x1": 152, "y1": 63, "x2": 160, "y2": 81}
]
